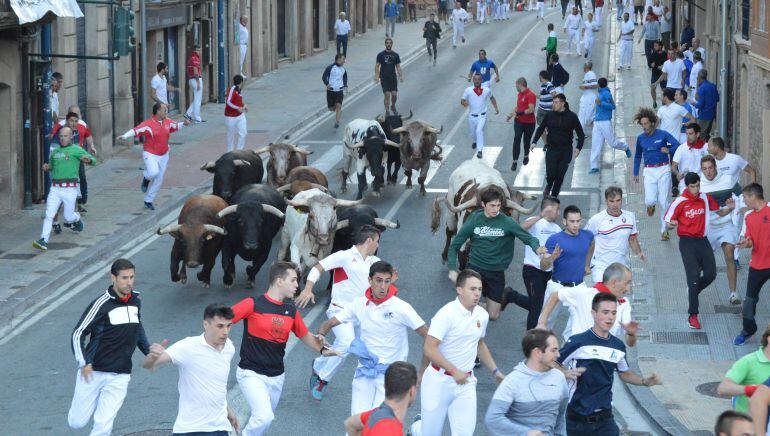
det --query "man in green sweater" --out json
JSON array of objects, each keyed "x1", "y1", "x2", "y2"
[
  {"x1": 447, "y1": 188, "x2": 546, "y2": 321},
  {"x1": 542, "y1": 23, "x2": 558, "y2": 71},
  {"x1": 33, "y1": 126, "x2": 96, "y2": 251}
]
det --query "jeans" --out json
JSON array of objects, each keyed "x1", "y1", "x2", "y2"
[
  {"x1": 511, "y1": 265, "x2": 552, "y2": 329},
  {"x1": 408, "y1": 3, "x2": 417, "y2": 21},
  {"x1": 567, "y1": 415, "x2": 619, "y2": 436},
  {"x1": 513, "y1": 120, "x2": 535, "y2": 162},
  {"x1": 678, "y1": 236, "x2": 716, "y2": 315},
  {"x1": 77, "y1": 161, "x2": 88, "y2": 204},
  {"x1": 742, "y1": 267, "x2": 770, "y2": 336},
  {"x1": 545, "y1": 146, "x2": 572, "y2": 197},
  {"x1": 336, "y1": 34, "x2": 348, "y2": 56},
  {"x1": 426, "y1": 38, "x2": 437, "y2": 59},
  {"x1": 386, "y1": 16, "x2": 396, "y2": 36}
]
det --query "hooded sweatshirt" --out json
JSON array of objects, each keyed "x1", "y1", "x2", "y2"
[
  {"x1": 532, "y1": 108, "x2": 585, "y2": 151},
  {"x1": 485, "y1": 361, "x2": 569, "y2": 435},
  {"x1": 594, "y1": 87, "x2": 616, "y2": 122}
]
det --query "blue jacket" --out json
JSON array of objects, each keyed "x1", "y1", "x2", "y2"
[
  {"x1": 695, "y1": 80, "x2": 719, "y2": 121},
  {"x1": 595, "y1": 87, "x2": 615, "y2": 122},
  {"x1": 384, "y1": 2, "x2": 399, "y2": 17},
  {"x1": 633, "y1": 129, "x2": 680, "y2": 176}
]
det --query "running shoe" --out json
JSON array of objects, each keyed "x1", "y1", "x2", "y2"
[
  {"x1": 477, "y1": 151, "x2": 483, "y2": 159},
  {"x1": 735, "y1": 259, "x2": 742, "y2": 270},
  {"x1": 71, "y1": 220, "x2": 84, "y2": 232},
  {"x1": 734, "y1": 332, "x2": 752, "y2": 346},
  {"x1": 141, "y1": 178, "x2": 150, "y2": 193},
  {"x1": 32, "y1": 238, "x2": 48, "y2": 251},
  {"x1": 183, "y1": 114, "x2": 192, "y2": 121},
  {"x1": 53, "y1": 222, "x2": 62, "y2": 234},
  {"x1": 77, "y1": 203, "x2": 87, "y2": 213},
  {"x1": 653, "y1": 102, "x2": 658, "y2": 109},
  {"x1": 144, "y1": 201, "x2": 155, "y2": 210},
  {"x1": 589, "y1": 168, "x2": 600, "y2": 174},
  {"x1": 646, "y1": 205, "x2": 655, "y2": 216},
  {"x1": 511, "y1": 161, "x2": 518, "y2": 171},
  {"x1": 311, "y1": 379, "x2": 328, "y2": 401},
  {"x1": 523, "y1": 155, "x2": 530, "y2": 165},
  {"x1": 625, "y1": 148, "x2": 632, "y2": 158},
  {"x1": 729, "y1": 292, "x2": 742, "y2": 305},
  {"x1": 334, "y1": 123, "x2": 339, "y2": 129},
  {"x1": 474, "y1": 357, "x2": 481, "y2": 368},
  {"x1": 661, "y1": 231, "x2": 670, "y2": 241},
  {"x1": 471, "y1": 142, "x2": 477, "y2": 149},
  {"x1": 687, "y1": 314, "x2": 701, "y2": 329},
  {"x1": 433, "y1": 58, "x2": 437, "y2": 66}
]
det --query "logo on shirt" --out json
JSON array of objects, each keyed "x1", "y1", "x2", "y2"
[
  {"x1": 384, "y1": 311, "x2": 395, "y2": 320},
  {"x1": 610, "y1": 350, "x2": 617, "y2": 360},
  {"x1": 476, "y1": 320, "x2": 481, "y2": 328},
  {"x1": 684, "y1": 208, "x2": 705, "y2": 219},
  {"x1": 474, "y1": 226, "x2": 505, "y2": 237}
]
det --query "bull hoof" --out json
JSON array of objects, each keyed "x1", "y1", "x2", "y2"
[
  {"x1": 420, "y1": 189, "x2": 427, "y2": 197},
  {"x1": 405, "y1": 183, "x2": 413, "y2": 189},
  {"x1": 201, "y1": 282, "x2": 210, "y2": 289},
  {"x1": 223, "y1": 282, "x2": 233, "y2": 289},
  {"x1": 179, "y1": 277, "x2": 187, "y2": 284},
  {"x1": 246, "y1": 280, "x2": 255, "y2": 288},
  {"x1": 372, "y1": 191, "x2": 381, "y2": 197}
]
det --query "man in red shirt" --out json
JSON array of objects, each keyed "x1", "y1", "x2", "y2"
[
  {"x1": 224, "y1": 74, "x2": 248, "y2": 152},
  {"x1": 507, "y1": 77, "x2": 537, "y2": 171},
  {"x1": 119, "y1": 103, "x2": 190, "y2": 210},
  {"x1": 184, "y1": 45, "x2": 204, "y2": 123},
  {"x1": 232, "y1": 261, "x2": 337, "y2": 435},
  {"x1": 735, "y1": 183, "x2": 770, "y2": 345},
  {"x1": 665, "y1": 172, "x2": 735, "y2": 329},
  {"x1": 344, "y1": 361, "x2": 417, "y2": 436}
]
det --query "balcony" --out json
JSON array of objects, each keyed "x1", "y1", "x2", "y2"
[{"x1": 0, "y1": 0, "x2": 19, "y2": 30}]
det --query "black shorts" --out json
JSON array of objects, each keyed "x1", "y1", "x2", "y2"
[
  {"x1": 467, "y1": 264, "x2": 506, "y2": 304},
  {"x1": 438, "y1": 2, "x2": 448, "y2": 12},
  {"x1": 326, "y1": 90, "x2": 343, "y2": 109},
  {"x1": 381, "y1": 76, "x2": 398, "y2": 93},
  {"x1": 650, "y1": 72, "x2": 666, "y2": 88}
]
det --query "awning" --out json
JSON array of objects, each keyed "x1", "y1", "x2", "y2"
[{"x1": 10, "y1": 0, "x2": 84, "y2": 25}]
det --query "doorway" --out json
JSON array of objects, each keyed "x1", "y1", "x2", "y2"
[
  {"x1": 327, "y1": 0, "x2": 336, "y2": 41},
  {"x1": 277, "y1": 0, "x2": 287, "y2": 57},
  {"x1": 164, "y1": 27, "x2": 179, "y2": 114},
  {"x1": 313, "y1": 0, "x2": 320, "y2": 49}
]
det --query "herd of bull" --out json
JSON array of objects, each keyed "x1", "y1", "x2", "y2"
[{"x1": 156, "y1": 113, "x2": 539, "y2": 289}]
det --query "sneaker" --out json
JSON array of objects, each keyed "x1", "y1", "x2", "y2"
[
  {"x1": 523, "y1": 155, "x2": 530, "y2": 166},
  {"x1": 53, "y1": 223, "x2": 62, "y2": 234},
  {"x1": 474, "y1": 357, "x2": 481, "y2": 368},
  {"x1": 144, "y1": 202, "x2": 155, "y2": 210},
  {"x1": 646, "y1": 205, "x2": 655, "y2": 217},
  {"x1": 63, "y1": 222, "x2": 73, "y2": 230},
  {"x1": 511, "y1": 161, "x2": 518, "y2": 171},
  {"x1": 735, "y1": 259, "x2": 742, "y2": 271},
  {"x1": 652, "y1": 102, "x2": 658, "y2": 109},
  {"x1": 311, "y1": 379, "x2": 328, "y2": 401},
  {"x1": 672, "y1": 186, "x2": 680, "y2": 197},
  {"x1": 501, "y1": 286, "x2": 514, "y2": 311},
  {"x1": 334, "y1": 123, "x2": 339, "y2": 129},
  {"x1": 734, "y1": 331, "x2": 752, "y2": 346},
  {"x1": 195, "y1": 119, "x2": 206, "y2": 124},
  {"x1": 71, "y1": 220, "x2": 84, "y2": 232},
  {"x1": 661, "y1": 230, "x2": 670, "y2": 241},
  {"x1": 589, "y1": 168, "x2": 600, "y2": 174},
  {"x1": 688, "y1": 314, "x2": 701, "y2": 329},
  {"x1": 625, "y1": 148, "x2": 632, "y2": 158},
  {"x1": 471, "y1": 142, "x2": 477, "y2": 149},
  {"x1": 183, "y1": 114, "x2": 192, "y2": 121},
  {"x1": 309, "y1": 368, "x2": 320, "y2": 390},
  {"x1": 477, "y1": 151, "x2": 483, "y2": 159},
  {"x1": 32, "y1": 238, "x2": 48, "y2": 251},
  {"x1": 141, "y1": 178, "x2": 150, "y2": 193},
  {"x1": 433, "y1": 58, "x2": 437, "y2": 66},
  {"x1": 77, "y1": 203, "x2": 87, "y2": 213},
  {"x1": 729, "y1": 292, "x2": 742, "y2": 305}
]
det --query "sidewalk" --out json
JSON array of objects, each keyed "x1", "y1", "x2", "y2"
[
  {"x1": 0, "y1": 20, "x2": 435, "y2": 326},
  {"x1": 601, "y1": 16, "x2": 748, "y2": 435}
]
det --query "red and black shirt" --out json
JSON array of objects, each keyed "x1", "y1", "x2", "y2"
[
  {"x1": 232, "y1": 293, "x2": 309, "y2": 376},
  {"x1": 360, "y1": 403, "x2": 403, "y2": 436},
  {"x1": 664, "y1": 190, "x2": 719, "y2": 238}
]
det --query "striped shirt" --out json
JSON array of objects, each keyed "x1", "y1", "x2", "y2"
[
  {"x1": 585, "y1": 209, "x2": 638, "y2": 269},
  {"x1": 538, "y1": 81, "x2": 556, "y2": 111}
]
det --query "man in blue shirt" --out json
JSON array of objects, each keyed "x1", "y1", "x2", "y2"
[
  {"x1": 384, "y1": 0, "x2": 399, "y2": 37},
  {"x1": 694, "y1": 69, "x2": 719, "y2": 140},
  {"x1": 539, "y1": 205, "x2": 594, "y2": 327},
  {"x1": 632, "y1": 107, "x2": 681, "y2": 241},
  {"x1": 559, "y1": 292, "x2": 661, "y2": 435},
  {"x1": 591, "y1": 77, "x2": 631, "y2": 173},
  {"x1": 680, "y1": 19, "x2": 695, "y2": 48},
  {"x1": 468, "y1": 49, "x2": 500, "y2": 88}
]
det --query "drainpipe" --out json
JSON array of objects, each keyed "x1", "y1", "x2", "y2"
[
  {"x1": 718, "y1": 0, "x2": 729, "y2": 138},
  {"x1": 41, "y1": 23, "x2": 53, "y2": 200},
  {"x1": 217, "y1": 0, "x2": 225, "y2": 102},
  {"x1": 22, "y1": 45, "x2": 32, "y2": 209},
  {"x1": 140, "y1": 0, "x2": 147, "y2": 119}
]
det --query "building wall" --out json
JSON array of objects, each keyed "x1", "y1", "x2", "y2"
[{"x1": 0, "y1": 37, "x2": 21, "y2": 214}]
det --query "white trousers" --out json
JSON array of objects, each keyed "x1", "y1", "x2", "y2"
[
  {"x1": 42, "y1": 186, "x2": 80, "y2": 241},
  {"x1": 452, "y1": 24, "x2": 465, "y2": 46},
  {"x1": 537, "y1": 1, "x2": 545, "y2": 18},
  {"x1": 351, "y1": 373, "x2": 386, "y2": 415},
  {"x1": 313, "y1": 305, "x2": 356, "y2": 382},
  {"x1": 226, "y1": 114, "x2": 248, "y2": 152},
  {"x1": 591, "y1": 264, "x2": 610, "y2": 284},
  {"x1": 543, "y1": 280, "x2": 567, "y2": 330},
  {"x1": 237, "y1": 367, "x2": 285, "y2": 436},
  {"x1": 417, "y1": 366, "x2": 477, "y2": 436},
  {"x1": 643, "y1": 164, "x2": 672, "y2": 233},
  {"x1": 578, "y1": 94, "x2": 596, "y2": 130},
  {"x1": 619, "y1": 40, "x2": 633, "y2": 67},
  {"x1": 476, "y1": 2, "x2": 486, "y2": 21},
  {"x1": 590, "y1": 120, "x2": 628, "y2": 170},
  {"x1": 468, "y1": 115, "x2": 487, "y2": 152},
  {"x1": 185, "y1": 78, "x2": 203, "y2": 122},
  {"x1": 566, "y1": 29, "x2": 581, "y2": 54},
  {"x1": 584, "y1": 35, "x2": 596, "y2": 58},
  {"x1": 239, "y1": 44, "x2": 248, "y2": 75},
  {"x1": 67, "y1": 369, "x2": 130, "y2": 436},
  {"x1": 142, "y1": 151, "x2": 169, "y2": 203}
]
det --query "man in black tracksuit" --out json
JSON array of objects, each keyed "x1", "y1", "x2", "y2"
[
  {"x1": 67, "y1": 258, "x2": 150, "y2": 436},
  {"x1": 531, "y1": 93, "x2": 585, "y2": 198}
]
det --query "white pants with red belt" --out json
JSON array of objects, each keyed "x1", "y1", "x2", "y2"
[
  {"x1": 67, "y1": 369, "x2": 130, "y2": 436},
  {"x1": 312, "y1": 305, "x2": 356, "y2": 382},
  {"x1": 185, "y1": 78, "x2": 203, "y2": 122},
  {"x1": 226, "y1": 114, "x2": 248, "y2": 152},
  {"x1": 239, "y1": 44, "x2": 248, "y2": 75},
  {"x1": 42, "y1": 185, "x2": 81, "y2": 241},
  {"x1": 237, "y1": 367, "x2": 285, "y2": 436},
  {"x1": 566, "y1": 29, "x2": 581, "y2": 55},
  {"x1": 468, "y1": 114, "x2": 487, "y2": 153},
  {"x1": 415, "y1": 365, "x2": 477, "y2": 436},
  {"x1": 142, "y1": 151, "x2": 169, "y2": 203},
  {"x1": 643, "y1": 163, "x2": 672, "y2": 233}
]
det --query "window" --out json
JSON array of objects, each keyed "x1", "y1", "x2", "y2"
[
  {"x1": 758, "y1": 0, "x2": 767, "y2": 32},
  {"x1": 742, "y1": 0, "x2": 751, "y2": 39}
]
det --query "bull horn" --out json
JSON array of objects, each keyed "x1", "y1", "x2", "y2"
[
  {"x1": 506, "y1": 199, "x2": 537, "y2": 215},
  {"x1": 335, "y1": 219, "x2": 350, "y2": 231},
  {"x1": 309, "y1": 183, "x2": 329, "y2": 191},
  {"x1": 401, "y1": 110, "x2": 413, "y2": 121},
  {"x1": 216, "y1": 205, "x2": 238, "y2": 218},
  {"x1": 203, "y1": 224, "x2": 227, "y2": 235},
  {"x1": 391, "y1": 126, "x2": 406, "y2": 134},
  {"x1": 335, "y1": 199, "x2": 363, "y2": 207},
  {"x1": 291, "y1": 145, "x2": 312, "y2": 155},
  {"x1": 252, "y1": 146, "x2": 271, "y2": 155},
  {"x1": 524, "y1": 193, "x2": 538, "y2": 201},
  {"x1": 199, "y1": 161, "x2": 215, "y2": 171},
  {"x1": 384, "y1": 139, "x2": 400, "y2": 148},
  {"x1": 276, "y1": 184, "x2": 292, "y2": 193},
  {"x1": 233, "y1": 159, "x2": 251, "y2": 167},
  {"x1": 157, "y1": 223, "x2": 182, "y2": 235},
  {"x1": 352, "y1": 141, "x2": 365, "y2": 148},
  {"x1": 426, "y1": 125, "x2": 443, "y2": 134},
  {"x1": 446, "y1": 198, "x2": 478, "y2": 213},
  {"x1": 262, "y1": 204, "x2": 285, "y2": 219},
  {"x1": 286, "y1": 198, "x2": 309, "y2": 207},
  {"x1": 374, "y1": 218, "x2": 400, "y2": 229}
]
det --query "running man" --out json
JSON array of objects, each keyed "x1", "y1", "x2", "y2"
[
  {"x1": 418, "y1": 269, "x2": 506, "y2": 436},
  {"x1": 141, "y1": 304, "x2": 240, "y2": 435},
  {"x1": 225, "y1": 74, "x2": 248, "y2": 151},
  {"x1": 322, "y1": 54, "x2": 347, "y2": 129},
  {"x1": 632, "y1": 107, "x2": 680, "y2": 241},
  {"x1": 50, "y1": 109, "x2": 96, "y2": 213},
  {"x1": 507, "y1": 77, "x2": 537, "y2": 171},
  {"x1": 423, "y1": 13, "x2": 442, "y2": 66},
  {"x1": 297, "y1": 225, "x2": 382, "y2": 399},
  {"x1": 586, "y1": 186, "x2": 645, "y2": 283},
  {"x1": 648, "y1": 41, "x2": 668, "y2": 108},
  {"x1": 484, "y1": 329, "x2": 569, "y2": 435},
  {"x1": 664, "y1": 172, "x2": 734, "y2": 330},
  {"x1": 577, "y1": 61, "x2": 598, "y2": 133},
  {"x1": 150, "y1": 62, "x2": 176, "y2": 105},
  {"x1": 468, "y1": 49, "x2": 500, "y2": 88},
  {"x1": 231, "y1": 262, "x2": 337, "y2": 435},
  {"x1": 119, "y1": 103, "x2": 190, "y2": 210},
  {"x1": 344, "y1": 362, "x2": 418, "y2": 435},
  {"x1": 374, "y1": 38, "x2": 404, "y2": 116},
  {"x1": 536, "y1": 70, "x2": 557, "y2": 147},
  {"x1": 563, "y1": 7, "x2": 583, "y2": 56},
  {"x1": 717, "y1": 325, "x2": 770, "y2": 413},
  {"x1": 671, "y1": 122, "x2": 707, "y2": 193},
  {"x1": 184, "y1": 45, "x2": 204, "y2": 123},
  {"x1": 446, "y1": 188, "x2": 545, "y2": 321},
  {"x1": 316, "y1": 261, "x2": 427, "y2": 414},
  {"x1": 582, "y1": 12, "x2": 600, "y2": 59},
  {"x1": 68, "y1": 259, "x2": 150, "y2": 436},
  {"x1": 461, "y1": 73, "x2": 499, "y2": 159},
  {"x1": 591, "y1": 77, "x2": 631, "y2": 173},
  {"x1": 617, "y1": 13, "x2": 634, "y2": 70},
  {"x1": 542, "y1": 23, "x2": 557, "y2": 70},
  {"x1": 450, "y1": 1, "x2": 470, "y2": 48}
]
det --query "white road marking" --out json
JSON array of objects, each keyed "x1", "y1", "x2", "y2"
[
  {"x1": 481, "y1": 146, "x2": 502, "y2": 167},
  {"x1": 513, "y1": 147, "x2": 546, "y2": 186},
  {"x1": 425, "y1": 188, "x2": 448, "y2": 193},
  {"x1": 312, "y1": 145, "x2": 344, "y2": 174}
]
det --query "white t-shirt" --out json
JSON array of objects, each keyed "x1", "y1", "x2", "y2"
[
  {"x1": 558, "y1": 285, "x2": 632, "y2": 339},
  {"x1": 51, "y1": 91, "x2": 60, "y2": 118},
  {"x1": 672, "y1": 143, "x2": 708, "y2": 175},
  {"x1": 583, "y1": 20, "x2": 599, "y2": 39},
  {"x1": 150, "y1": 74, "x2": 169, "y2": 104},
  {"x1": 657, "y1": 102, "x2": 690, "y2": 139},
  {"x1": 523, "y1": 217, "x2": 561, "y2": 270},
  {"x1": 239, "y1": 23, "x2": 249, "y2": 46},
  {"x1": 564, "y1": 13, "x2": 582, "y2": 30},
  {"x1": 337, "y1": 295, "x2": 425, "y2": 365},
  {"x1": 689, "y1": 61, "x2": 703, "y2": 89},
  {"x1": 319, "y1": 246, "x2": 380, "y2": 307},
  {"x1": 462, "y1": 86, "x2": 492, "y2": 116},
  {"x1": 700, "y1": 171, "x2": 738, "y2": 227},
  {"x1": 165, "y1": 335, "x2": 235, "y2": 434},
  {"x1": 451, "y1": 8, "x2": 469, "y2": 25},
  {"x1": 620, "y1": 20, "x2": 635, "y2": 40},
  {"x1": 685, "y1": 47, "x2": 706, "y2": 63},
  {"x1": 581, "y1": 71, "x2": 598, "y2": 98},
  {"x1": 335, "y1": 19, "x2": 351, "y2": 35},
  {"x1": 585, "y1": 209, "x2": 638, "y2": 269},
  {"x1": 428, "y1": 298, "x2": 489, "y2": 373},
  {"x1": 715, "y1": 153, "x2": 749, "y2": 186},
  {"x1": 661, "y1": 58, "x2": 686, "y2": 89}
]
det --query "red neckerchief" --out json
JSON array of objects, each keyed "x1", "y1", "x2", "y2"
[
  {"x1": 118, "y1": 291, "x2": 132, "y2": 303},
  {"x1": 687, "y1": 138, "x2": 706, "y2": 150},
  {"x1": 365, "y1": 285, "x2": 399, "y2": 305},
  {"x1": 595, "y1": 282, "x2": 625, "y2": 304},
  {"x1": 473, "y1": 86, "x2": 483, "y2": 96}
]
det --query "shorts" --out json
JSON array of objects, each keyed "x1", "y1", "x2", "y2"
[
  {"x1": 439, "y1": 1, "x2": 448, "y2": 12},
  {"x1": 537, "y1": 108, "x2": 550, "y2": 126},
  {"x1": 467, "y1": 264, "x2": 506, "y2": 303},
  {"x1": 381, "y1": 76, "x2": 398, "y2": 93},
  {"x1": 708, "y1": 225, "x2": 738, "y2": 251},
  {"x1": 650, "y1": 71, "x2": 666, "y2": 88},
  {"x1": 326, "y1": 90, "x2": 344, "y2": 109}
]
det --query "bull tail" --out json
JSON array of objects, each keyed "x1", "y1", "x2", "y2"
[
  {"x1": 430, "y1": 197, "x2": 443, "y2": 234},
  {"x1": 430, "y1": 144, "x2": 443, "y2": 161}
]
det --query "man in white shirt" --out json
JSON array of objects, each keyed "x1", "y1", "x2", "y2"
[
  {"x1": 335, "y1": 11, "x2": 351, "y2": 57},
  {"x1": 688, "y1": 51, "x2": 704, "y2": 103},
  {"x1": 316, "y1": 261, "x2": 428, "y2": 414},
  {"x1": 657, "y1": 49, "x2": 686, "y2": 91},
  {"x1": 297, "y1": 225, "x2": 382, "y2": 400},
  {"x1": 586, "y1": 186, "x2": 645, "y2": 284},
  {"x1": 450, "y1": 2, "x2": 470, "y2": 48},
  {"x1": 51, "y1": 71, "x2": 63, "y2": 122},
  {"x1": 582, "y1": 13, "x2": 600, "y2": 59},
  {"x1": 417, "y1": 269, "x2": 505, "y2": 436},
  {"x1": 461, "y1": 73, "x2": 499, "y2": 160},
  {"x1": 141, "y1": 304, "x2": 239, "y2": 435},
  {"x1": 657, "y1": 88, "x2": 694, "y2": 140},
  {"x1": 563, "y1": 7, "x2": 583, "y2": 56},
  {"x1": 238, "y1": 15, "x2": 249, "y2": 77},
  {"x1": 538, "y1": 262, "x2": 639, "y2": 346},
  {"x1": 578, "y1": 61, "x2": 598, "y2": 131},
  {"x1": 617, "y1": 13, "x2": 635, "y2": 70},
  {"x1": 150, "y1": 62, "x2": 176, "y2": 105},
  {"x1": 672, "y1": 122, "x2": 708, "y2": 192},
  {"x1": 684, "y1": 37, "x2": 706, "y2": 63}
]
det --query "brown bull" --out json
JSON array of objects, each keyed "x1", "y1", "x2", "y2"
[
  {"x1": 391, "y1": 120, "x2": 443, "y2": 196},
  {"x1": 253, "y1": 143, "x2": 312, "y2": 187},
  {"x1": 275, "y1": 166, "x2": 329, "y2": 198}
]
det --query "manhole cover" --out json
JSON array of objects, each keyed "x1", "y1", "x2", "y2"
[
  {"x1": 649, "y1": 331, "x2": 709, "y2": 345},
  {"x1": 715, "y1": 304, "x2": 742, "y2": 314},
  {"x1": 0, "y1": 253, "x2": 37, "y2": 260},
  {"x1": 46, "y1": 242, "x2": 80, "y2": 250},
  {"x1": 696, "y1": 381, "x2": 722, "y2": 398},
  {"x1": 123, "y1": 430, "x2": 173, "y2": 436}
]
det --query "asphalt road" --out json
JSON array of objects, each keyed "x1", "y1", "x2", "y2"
[{"x1": 0, "y1": 9, "x2": 612, "y2": 436}]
